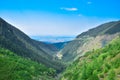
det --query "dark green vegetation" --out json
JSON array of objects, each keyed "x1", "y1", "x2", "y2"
[
  {"x1": 0, "y1": 18, "x2": 65, "y2": 72},
  {"x1": 61, "y1": 37, "x2": 120, "y2": 80},
  {"x1": 0, "y1": 48, "x2": 56, "y2": 80},
  {"x1": 59, "y1": 20, "x2": 120, "y2": 62},
  {"x1": 52, "y1": 41, "x2": 70, "y2": 50}
]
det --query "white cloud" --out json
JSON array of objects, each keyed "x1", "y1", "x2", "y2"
[
  {"x1": 60, "y1": 7, "x2": 78, "y2": 11},
  {"x1": 87, "y1": 1, "x2": 92, "y2": 4}
]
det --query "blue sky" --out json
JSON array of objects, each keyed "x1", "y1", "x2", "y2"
[{"x1": 0, "y1": 0, "x2": 120, "y2": 36}]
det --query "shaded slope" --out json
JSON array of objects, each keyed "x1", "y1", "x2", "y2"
[
  {"x1": 52, "y1": 41, "x2": 70, "y2": 50},
  {"x1": 0, "y1": 18, "x2": 64, "y2": 72},
  {"x1": 61, "y1": 36, "x2": 120, "y2": 80},
  {"x1": 33, "y1": 40, "x2": 59, "y2": 55}
]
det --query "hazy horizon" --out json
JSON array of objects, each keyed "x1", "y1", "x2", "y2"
[{"x1": 30, "y1": 35, "x2": 75, "y2": 43}]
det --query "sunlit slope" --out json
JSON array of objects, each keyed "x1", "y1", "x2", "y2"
[
  {"x1": 61, "y1": 36, "x2": 120, "y2": 80},
  {"x1": 0, "y1": 48, "x2": 56, "y2": 80}
]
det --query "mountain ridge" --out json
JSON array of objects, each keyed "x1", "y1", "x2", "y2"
[
  {"x1": 58, "y1": 20, "x2": 120, "y2": 62},
  {"x1": 0, "y1": 17, "x2": 65, "y2": 72},
  {"x1": 77, "y1": 20, "x2": 120, "y2": 38}
]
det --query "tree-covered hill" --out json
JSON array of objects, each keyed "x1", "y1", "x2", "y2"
[
  {"x1": 61, "y1": 36, "x2": 120, "y2": 80},
  {"x1": 0, "y1": 48, "x2": 56, "y2": 80}
]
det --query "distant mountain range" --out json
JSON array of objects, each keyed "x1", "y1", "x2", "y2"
[{"x1": 30, "y1": 36, "x2": 75, "y2": 43}]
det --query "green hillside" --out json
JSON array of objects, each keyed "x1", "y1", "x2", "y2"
[
  {"x1": 61, "y1": 36, "x2": 120, "y2": 80},
  {"x1": 0, "y1": 48, "x2": 56, "y2": 80}
]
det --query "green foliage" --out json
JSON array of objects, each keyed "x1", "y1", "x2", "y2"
[
  {"x1": 106, "y1": 69, "x2": 116, "y2": 80},
  {"x1": 0, "y1": 48, "x2": 56, "y2": 80},
  {"x1": 61, "y1": 37, "x2": 120, "y2": 80}
]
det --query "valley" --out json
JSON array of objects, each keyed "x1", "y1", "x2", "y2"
[{"x1": 0, "y1": 18, "x2": 120, "y2": 80}]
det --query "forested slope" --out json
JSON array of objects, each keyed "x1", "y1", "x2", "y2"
[{"x1": 61, "y1": 36, "x2": 120, "y2": 80}]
